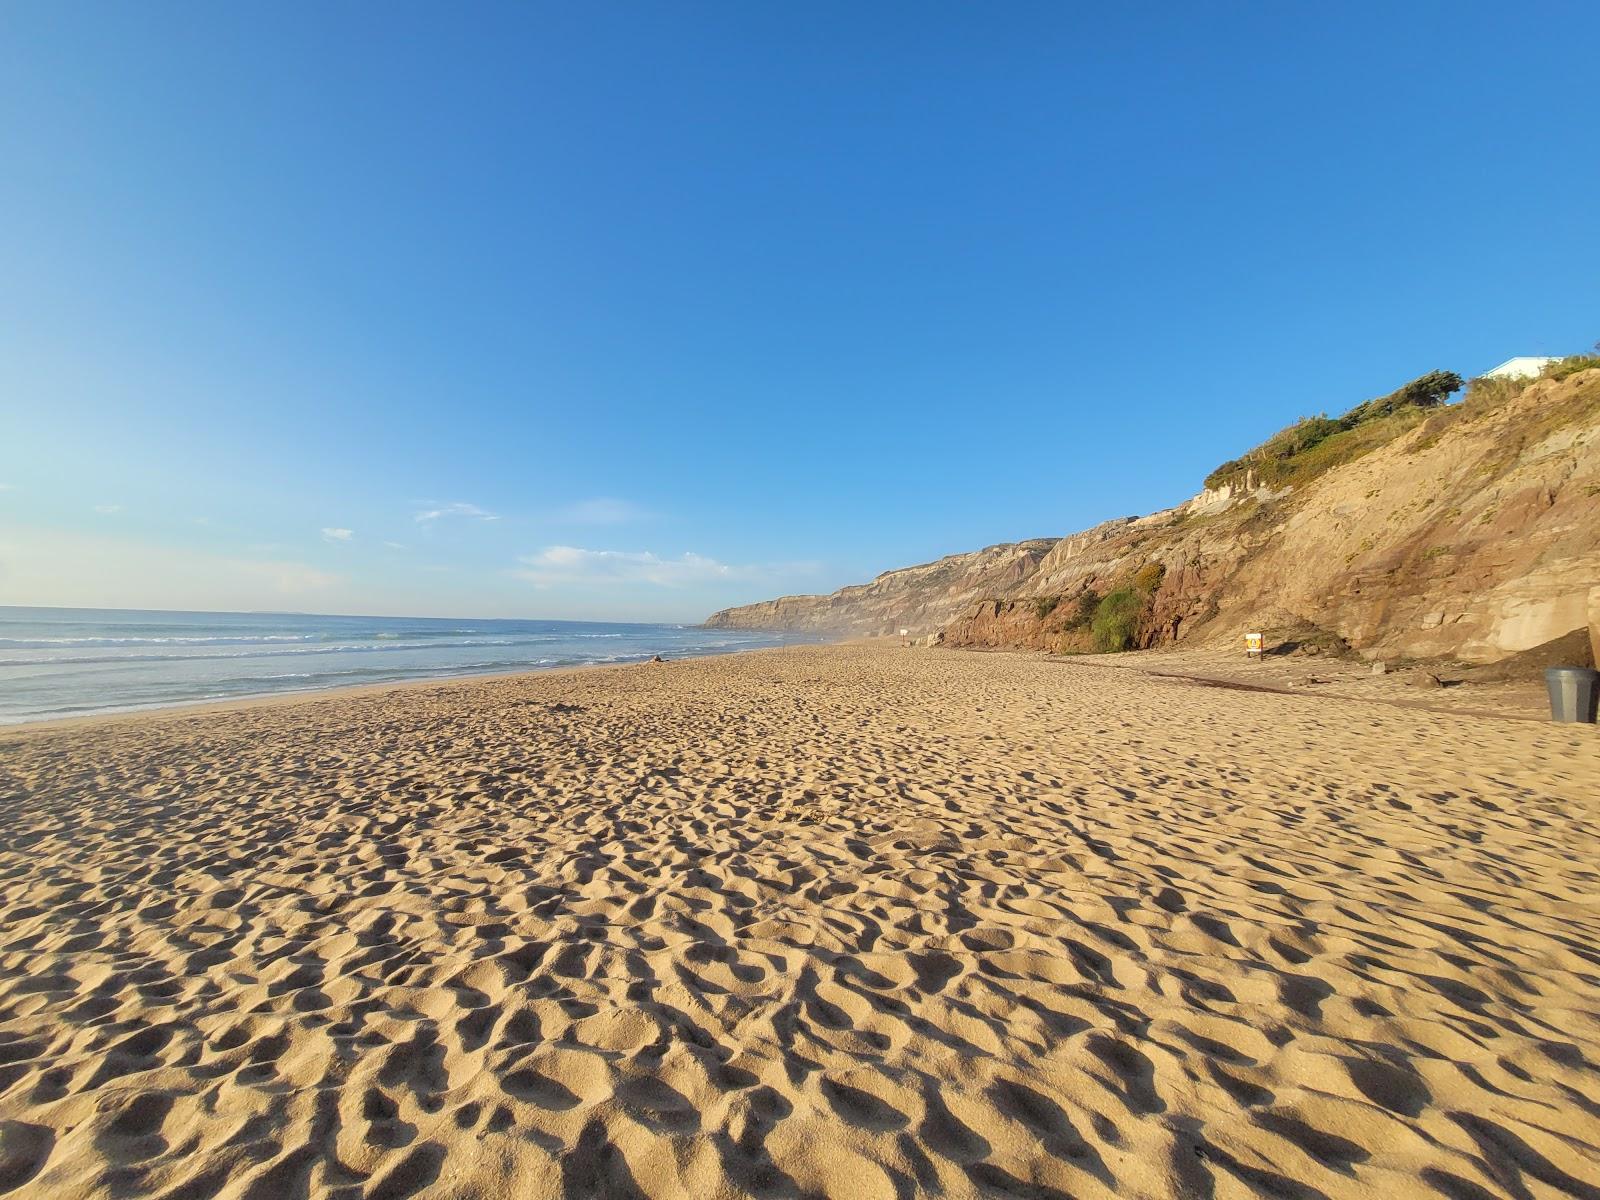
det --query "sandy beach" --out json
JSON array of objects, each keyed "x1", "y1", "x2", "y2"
[{"x1": 1, "y1": 641, "x2": 1597, "y2": 1199}]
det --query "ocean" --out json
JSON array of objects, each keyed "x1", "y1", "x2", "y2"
[{"x1": 0, "y1": 606, "x2": 811, "y2": 725}]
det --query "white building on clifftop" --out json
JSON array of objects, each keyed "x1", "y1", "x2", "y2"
[{"x1": 1481, "y1": 356, "x2": 1559, "y2": 380}]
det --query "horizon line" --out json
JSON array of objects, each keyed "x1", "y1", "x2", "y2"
[{"x1": 0, "y1": 602, "x2": 705, "y2": 627}]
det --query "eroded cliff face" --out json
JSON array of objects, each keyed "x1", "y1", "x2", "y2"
[
  {"x1": 704, "y1": 540, "x2": 1058, "y2": 636},
  {"x1": 1221, "y1": 374, "x2": 1600, "y2": 660},
  {"x1": 709, "y1": 371, "x2": 1600, "y2": 662}
]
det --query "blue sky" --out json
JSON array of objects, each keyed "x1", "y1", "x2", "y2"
[{"x1": 3, "y1": 3, "x2": 1597, "y2": 621}]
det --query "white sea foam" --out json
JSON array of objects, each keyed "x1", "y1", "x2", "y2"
[
  {"x1": 0, "y1": 634, "x2": 319, "y2": 648},
  {"x1": 0, "y1": 609, "x2": 813, "y2": 724}
]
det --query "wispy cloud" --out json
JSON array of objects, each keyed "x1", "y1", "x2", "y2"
[
  {"x1": 415, "y1": 501, "x2": 498, "y2": 524},
  {"x1": 382, "y1": 541, "x2": 408, "y2": 550},
  {"x1": 512, "y1": 545, "x2": 786, "y2": 589},
  {"x1": 321, "y1": 527, "x2": 355, "y2": 543},
  {"x1": 554, "y1": 498, "x2": 654, "y2": 525},
  {"x1": 93, "y1": 504, "x2": 123, "y2": 515},
  {"x1": 0, "y1": 483, "x2": 16, "y2": 492}
]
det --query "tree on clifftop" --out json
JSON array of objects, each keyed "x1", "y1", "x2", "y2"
[{"x1": 1340, "y1": 369, "x2": 1463, "y2": 427}]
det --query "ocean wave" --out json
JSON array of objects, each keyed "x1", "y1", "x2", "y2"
[
  {"x1": 0, "y1": 634, "x2": 320, "y2": 648},
  {"x1": 0, "y1": 638, "x2": 535, "y2": 667},
  {"x1": 0, "y1": 615, "x2": 810, "y2": 724}
]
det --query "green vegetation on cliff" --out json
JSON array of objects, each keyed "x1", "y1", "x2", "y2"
[
  {"x1": 1433, "y1": 352, "x2": 1600, "y2": 434},
  {"x1": 1204, "y1": 370, "x2": 1462, "y2": 492},
  {"x1": 1090, "y1": 588, "x2": 1145, "y2": 652},
  {"x1": 1545, "y1": 352, "x2": 1600, "y2": 382},
  {"x1": 1090, "y1": 561, "x2": 1167, "y2": 652}
]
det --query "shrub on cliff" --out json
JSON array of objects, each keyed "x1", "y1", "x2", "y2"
[
  {"x1": 1089, "y1": 562, "x2": 1166, "y2": 652},
  {"x1": 1458, "y1": 355, "x2": 1599, "y2": 418},
  {"x1": 1064, "y1": 591, "x2": 1098, "y2": 630},
  {"x1": 1463, "y1": 373, "x2": 1530, "y2": 409},
  {"x1": 1203, "y1": 416, "x2": 1342, "y2": 490},
  {"x1": 1543, "y1": 354, "x2": 1600, "y2": 382},
  {"x1": 1204, "y1": 370, "x2": 1463, "y2": 492},
  {"x1": 1339, "y1": 370, "x2": 1461, "y2": 427},
  {"x1": 1091, "y1": 587, "x2": 1145, "y2": 652},
  {"x1": 1133, "y1": 561, "x2": 1166, "y2": 593}
]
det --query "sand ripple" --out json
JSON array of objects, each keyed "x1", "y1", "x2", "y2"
[{"x1": 1, "y1": 644, "x2": 1598, "y2": 1198}]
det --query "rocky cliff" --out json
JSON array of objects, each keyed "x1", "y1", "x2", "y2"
[
  {"x1": 708, "y1": 369, "x2": 1600, "y2": 663},
  {"x1": 706, "y1": 540, "x2": 1059, "y2": 636}
]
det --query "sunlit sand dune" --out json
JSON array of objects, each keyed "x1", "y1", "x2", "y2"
[{"x1": 1, "y1": 643, "x2": 1596, "y2": 1199}]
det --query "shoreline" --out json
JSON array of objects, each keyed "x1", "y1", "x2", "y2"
[
  {"x1": 2, "y1": 634, "x2": 1559, "y2": 738},
  {"x1": 0, "y1": 641, "x2": 820, "y2": 737}
]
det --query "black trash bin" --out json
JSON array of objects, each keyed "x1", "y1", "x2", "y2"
[{"x1": 1545, "y1": 667, "x2": 1600, "y2": 723}]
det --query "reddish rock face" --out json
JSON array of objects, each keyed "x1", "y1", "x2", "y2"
[{"x1": 708, "y1": 371, "x2": 1600, "y2": 664}]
